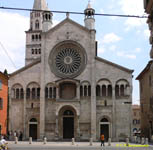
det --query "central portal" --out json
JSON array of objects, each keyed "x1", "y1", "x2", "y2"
[{"x1": 63, "y1": 110, "x2": 74, "y2": 139}]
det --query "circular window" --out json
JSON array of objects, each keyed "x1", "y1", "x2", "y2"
[{"x1": 49, "y1": 41, "x2": 87, "y2": 78}]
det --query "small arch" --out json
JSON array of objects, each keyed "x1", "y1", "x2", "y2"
[
  {"x1": 101, "y1": 118, "x2": 109, "y2": 122},
  {"x1": 63, "y1": 110, "x2": 74, "y2": 116},
  {"x1": 30, "y1": 118, "x2": 37, "y2": 122}
]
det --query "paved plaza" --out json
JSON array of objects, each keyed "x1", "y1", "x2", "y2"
[{"x1": 7, "y1": 141, "x2": 153, "y2": 150}]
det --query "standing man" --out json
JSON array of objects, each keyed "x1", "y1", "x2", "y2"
[{"x1": 101, "y1": 134, "x2": 105, "y2": 146}]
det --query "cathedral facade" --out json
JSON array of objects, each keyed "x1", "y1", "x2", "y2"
[{"x1": 9, "y1": 0, "x2": 133, "y2": 141}]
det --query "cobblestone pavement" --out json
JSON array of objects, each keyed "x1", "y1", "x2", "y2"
[{"x1": 7, "y1": 141, "x2": 153, "y2": 150}]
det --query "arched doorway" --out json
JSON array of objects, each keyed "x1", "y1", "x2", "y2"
[
  {"x1": 29, "y1": 118, "x2": 38, "y2": 140},
  {"x1": 63, "y1": 110, "x2": 74, "y2": 139},
  {"x1": 100, "y1": 118, "x2": 110, "y2": 141}
]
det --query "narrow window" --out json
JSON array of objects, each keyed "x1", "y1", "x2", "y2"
[
  {"x1": 39, "y1": 49, "x2": 41, "y2": 54},
  {"x1": 0, "y1": 80, "x2": 2, "y2": 90},
  {"x1": 120, "y1": 85, "x2": 124, "y2": 96},
  {"x1": 35, "y1": 20, "x2": 39, "y2": 29},
  {"x1": 53, "y1": 87, "x2": 56, "y2": 98},
  {"x1": 49, "y1": 87, "x2": 52, "y2": 99},
  {"x1": 26, "y1": 88, "x2": 30, "y2": 99},
  {"x1": 0, "y1": 98, "x2": 3, "y2": 110},
  {"x1": 20, "y1": 88, "x2": 24, "y2": 99},
  {"x1": 115, "y1": 85, "x2": 119, "y2": 97},
  {"x1": 32, "y1": 49, "x2": 34, "y2": 54},
  {"x1": 88, "y1": 85, "x2": 91, "y2": 96},
  {"x1": 16, "y1": 88, "x2": 20, "y2": 99},
  {"x1": 37, "y1": 88, "x2": 40, "y2": 99},
  {"x1": 102, "y1": 85, "x2": 106, "y2": 97},
  {"x1": 32, "y1": 35, "x2": 35, "y2": 41},
  {"x1": 35, "y1": 49, "x2": 37, "y2": 54},
  {"x1": 32, "y1": 88, "x2": 36, "y2": 99},
  {"x1": 80, "y1": 86, "x2": 83, "y2": 97},
  {"x1": 108, "y1": 85, "x2": 112, "y2": 97},
  {"x1": 84, "y1": 86, "x2": 87, "y2": 97},
  {"x1": 31, "y1": 103, "x2": 34, "y2": 108},
  {"x1": 96, "y1": 85, "x2": 100, "y2": 96},
  {"x1": 45, "y1": 87, "x2": 48, "y2": 99}
]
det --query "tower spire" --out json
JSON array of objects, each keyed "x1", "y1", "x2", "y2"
[
  {"x1": 33, "y1": 0, "x2": 48, "y2": 10},
  {"x1": 84, "y1": 1, "x2": 95, "y2": 30}
]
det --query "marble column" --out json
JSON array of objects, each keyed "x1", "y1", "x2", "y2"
[
  {"x1": 23, "y1": 90, "x2": 27, "y2": 139},
  {"x1": 77, "y1": 115, "x2": 80, "y2": 138},
  {"x1": 55, "y1": 116, "x2": 59, "y2": 138},
  {"x1": 112, "y1": 86, "x2": 116, "y2": 141},
  {"x1": 77, "y1": 83, "x2": 80, "y2": 100}
]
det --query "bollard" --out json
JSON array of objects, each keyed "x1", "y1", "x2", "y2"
[
  {"x1": 90, "y1": 138, "x2": 93, "y2": 146},
  {"x1": 15, "y1": 136, "x2": 18, "y2": 144},
  {"x1": 44, "y1": 137, "x2": 47, "y2": 144},
  {"x1": 134, "y1": 136, "x2": 137, "y2": 143},
  {"x1": 145, "y1": 138, "x2": 148, "y2": 145},
  {"x1": 29, "y1": 137, "x2": 32, "y2": 144},
  {"x1": 72, "y1": 138, "x2": 75, "y2": 145},
  {"x1": 126, "y1": 138, "x2": 129, "y2": 146},
  {"x1": 108, "y1": 138, "x2": 111, "y2": 146},
  {"x1": 141, "y1": 137, "x2": 144, "y2": 145}
]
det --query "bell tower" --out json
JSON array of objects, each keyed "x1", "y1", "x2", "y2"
[
  {"x1": 25, "y1": 0, "x2": 52, "y2": 65},
  {"x1": 84, "y1": 1, "x2": 95, "y2": 30}
]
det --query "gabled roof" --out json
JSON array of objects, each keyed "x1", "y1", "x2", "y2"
[
  {"x1": 95, "y1": 56, "x2": 134, "y2": 74},
  {"x1": 44, "y1": 17, "x2": 91, "y2": 35},
  {"x1": 136, "y1": 60, "x2": 152, "y2": 80},
  {"x1": 10, "y1": 58, "x2": 41, "y2": 77}
]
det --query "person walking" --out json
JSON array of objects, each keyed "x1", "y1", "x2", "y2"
[{"x1": 101, "y1": 134, "x2": 105, "y2": 147}]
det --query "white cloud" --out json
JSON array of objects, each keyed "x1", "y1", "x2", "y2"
[
  {"x1": 109, "y1": 45, "x2": 116, "y2": 51},
  {"x1": 119, "y1": 0, "x2": 144, "y2": 15},
  {"x1": 117, "y1": 51, "x2": 136, "y2": 59},
  {"x1": 135, "y1": 48, "x2": 141, "y2": 53},
  {"x1": 144, "y1": 29, "x2": 150, "y2": 38},
  {"x1": 102, "y1": 33, "x2": 121, "y2": 44},
  {"x1": 119, "y1": 0, "x2": 147, "y2": 29},
  {"x1": 100, "y1": 9, "x2": 104, "y2": 14},
  {"x1": 98, "y1": 47, "x2": 105, "y2": 54}
]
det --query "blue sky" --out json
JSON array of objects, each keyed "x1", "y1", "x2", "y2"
[{"x1": 0, "y1": 0, "x2": 150, "y2": 104}]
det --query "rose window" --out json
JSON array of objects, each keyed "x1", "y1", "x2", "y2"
[
  {"x1": 49, "y1": 41, "x2": 87, "y2": 78},
  {"x1": 55, "y1": 48, "x2": 81, "y2": 74}
]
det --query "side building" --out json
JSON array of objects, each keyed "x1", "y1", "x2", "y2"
[
  {"x1": 144, "y1": 0, "x2": 153, "y2": 58},
  {"x1": 136, "y1": 61, "x2": 153, "y2": 140},
  {"x1": 0, "y1": 72, "x2": 8, "y2": 137},
  {"x1": 132, "y1": 105, "x2": 141, "y2": 136}
]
